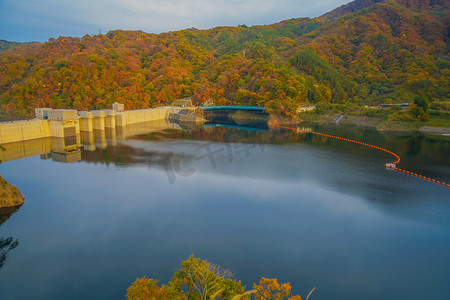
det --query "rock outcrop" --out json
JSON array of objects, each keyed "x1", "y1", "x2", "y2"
[{"x1": 0, "y1": 176, "x2": 25, "y2": 208}]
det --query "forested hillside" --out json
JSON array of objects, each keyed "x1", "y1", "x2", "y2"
[
  {"x1": 0, "y1": 0, "x2": 448, "y2": 120},
  {"x1": 1, "y1": 40, "x2": 24, "y2": 52},
  {"x1": 0, "y1": 40, "x2": 40, "y2": 53}
]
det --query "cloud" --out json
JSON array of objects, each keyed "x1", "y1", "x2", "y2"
[{"x1": 0, "y1": 0, "x2": 351, "y2": 42}]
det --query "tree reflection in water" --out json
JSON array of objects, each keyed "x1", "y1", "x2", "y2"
[{"x1": 0, "y1": 206, "x2": 21, "y2": 270}]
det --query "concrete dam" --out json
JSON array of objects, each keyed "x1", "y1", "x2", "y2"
[
  {"x1": 0, "y1": 103, "x2": 269, "y2": 164},
  {"x1": 0, "y1": 103, "x2": 175, "y2": 163}
]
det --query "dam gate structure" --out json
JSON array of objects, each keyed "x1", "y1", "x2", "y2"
[{"x1": 0, "y1": 103, "x2": 174, "y2": 163}]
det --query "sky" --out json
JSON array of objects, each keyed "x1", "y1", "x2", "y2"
[{"x1": 0, "y1": 0, "x2": 352, "y2": 42}]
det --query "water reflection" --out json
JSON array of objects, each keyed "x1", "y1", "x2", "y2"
[
  {"x1": 0, "y1": 206, "x2": 21, "y2": 270},
  {"x1": 0, "y1": 237, "x2": 18, "y2": 270},
  {"x1": 0, "y1": 120, "x2": 449, "y2": 300},
  {"x1": 84, "y1": 122, "x2": 450, "y2": 227},
  {"x1": 0, "y1": 135, "x2": 82, "y2": 164},
  {"x1": 1, "y1": 121, "x2": 448, "y2": 209}
]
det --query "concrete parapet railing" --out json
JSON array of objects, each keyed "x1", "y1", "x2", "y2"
[
  {"x1": 48, "y1": 109, "x2": 78, "y2": 121},
  {"x1": 79, "y1": 111, "x2": 94, "y2": 118},
  {"x1": 91, "y1": 110, "x2": 106, "y2": 118},
  {"x1": 103, "y1": 109, "x2": 116, "y2": 116}
]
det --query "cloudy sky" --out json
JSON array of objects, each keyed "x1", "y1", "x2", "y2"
[{"x1": 1, "y1": 0, "x2": 351, "y2": 42}]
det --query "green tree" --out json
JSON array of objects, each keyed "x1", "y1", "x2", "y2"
[
  {"x1": 170, "y1": 255, "x2": 247, "y2": 300},
  {"x1": 409, "y1": 95, "x2": 430, "y2": 121}
]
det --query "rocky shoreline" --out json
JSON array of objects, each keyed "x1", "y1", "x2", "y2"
[{"x1": 0, "y1": 176, "x2": 25, "y2": 208}]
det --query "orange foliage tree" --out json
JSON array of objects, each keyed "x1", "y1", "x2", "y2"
[{"x1": 126, "y1": 256, "x2": 313, "y2": 300}]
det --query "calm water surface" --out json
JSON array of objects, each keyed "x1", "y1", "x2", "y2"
[{"x1": 0, "y1": 121, "x2": 449, "y2": 300}]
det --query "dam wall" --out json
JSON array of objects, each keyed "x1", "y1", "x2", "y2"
[
  {"x1": 0, "y1": 105, "x2": 173, "y2": 145},
  {"x1": 78, "y1": 107, "x2": 171, "y2": 131},
  {"x1": 0, "y1": 104, "x2": 175, "y2": 163},
  {"x1": 0, "y1": 120, "x2": 51, "y2": 144},
  {"x1": 117, "y1": 108, "x2": 170, "y2": 126}
]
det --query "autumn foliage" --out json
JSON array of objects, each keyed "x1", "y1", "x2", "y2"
[
  {"x1": 126, "y1": 256, "x2": 308, "y2": 300},
  {"x1": 0, "y1": 0, "x2": 448, "y2": 120},
  {"x1": 126, "y1": 277, "x2": 185, "y2": 300},
  {"x1": 253, "y1": 278, "x2": 302, "y2": 300}
]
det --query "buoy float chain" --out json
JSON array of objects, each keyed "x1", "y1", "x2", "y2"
[{"x1": 268, "y1": 123, "x2": 449, "y2": 189}]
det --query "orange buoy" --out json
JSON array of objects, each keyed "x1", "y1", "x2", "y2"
[{"x1": 269, "y1": 123, "x2": 448, "y2": 189}]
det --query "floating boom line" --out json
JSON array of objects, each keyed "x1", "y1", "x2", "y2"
[{"x1": 269, "y1": 123, "x2": 449, "y2": 188}]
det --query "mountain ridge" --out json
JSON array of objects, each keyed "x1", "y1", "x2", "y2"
[{"x1": 0, "y1": 0, "x2": 448, "y2": 120}]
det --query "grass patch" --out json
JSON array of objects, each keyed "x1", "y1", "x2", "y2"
[{"x1": 426, "y1": 111, "x2": 450, "y2": 127}]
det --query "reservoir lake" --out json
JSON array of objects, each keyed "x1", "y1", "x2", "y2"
[{"x1": 0, "y1": 120, "x2": 449, "y2": 300}]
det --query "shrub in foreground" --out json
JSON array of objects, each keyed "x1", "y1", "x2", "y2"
[{"x1": 126, "y1": 255, "x2": 315, "y2": 300}]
